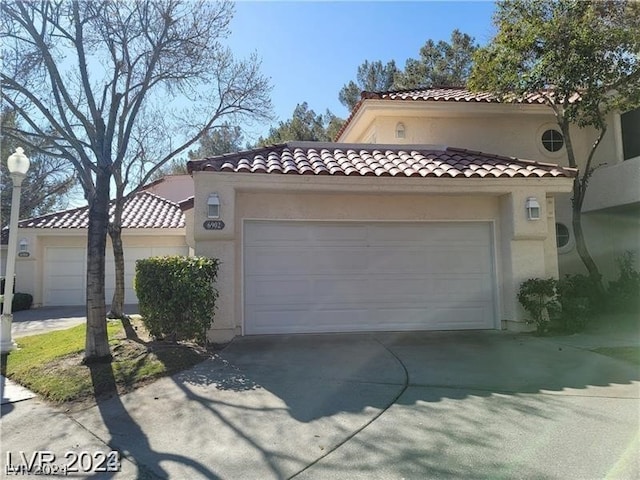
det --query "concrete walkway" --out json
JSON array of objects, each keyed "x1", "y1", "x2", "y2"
[
  {"x1": 10, "y1": 305, "x2": 139, "y2": 338},
  {"x1": 1, "y1": 311, "x2": 638, "y2": 479}
]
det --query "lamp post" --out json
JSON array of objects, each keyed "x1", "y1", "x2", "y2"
[{"x1": 1, "y1": 147, "x2": 30, "y2": 353}]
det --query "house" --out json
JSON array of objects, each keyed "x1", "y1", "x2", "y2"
[
  {"x1": 1, "y1": 180, "x2": 192, "y2": 307},
  {"x1": 187, "y1": 142, "x2": 575, "y2": 342},
  {"x1": 186, "y1": 87, "x2": 638, "y2": 343},
  {"x1": 335, "y1": 87, "x2": 640, "y2": 281},
  {"x1": 4, "y1": 87, "x2": 636, "y2": 344}
]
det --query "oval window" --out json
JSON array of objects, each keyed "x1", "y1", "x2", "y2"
[
  {"x1": 556, "y1": 223, "x2": 570, "y2": 248},
  {"x1": 542, "y1": 129, "x2": 564, "y2": 152}
]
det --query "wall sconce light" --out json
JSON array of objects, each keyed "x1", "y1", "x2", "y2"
[
  {"x1": 395, "y1": 122, "x2": 406, "y2": 139},
  {"x1": 19, "y1": 238, "x2": 28, "y2": 252},
  {"x1": 207, "y1": 193, "x2": 220, "y2": 219},
  {"x1": 525, "y1": 197, "x2": 540, "y2": 220}
]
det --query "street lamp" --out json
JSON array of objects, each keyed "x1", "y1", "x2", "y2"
[{"x1": 1, "y1": 147, "x2": 30, "y2": 353}]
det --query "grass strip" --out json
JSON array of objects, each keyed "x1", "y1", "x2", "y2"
[
  {"x1": 592, "y1": 346, "x2": 640, "y2": 366},
  {"x1": 1, "y1": 319, "x2": 207, "y2": 404}
]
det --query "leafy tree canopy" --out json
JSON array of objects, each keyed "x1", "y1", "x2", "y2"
[
  {"x1": 469, "y1": 0, "x2": 640, "y2": 287},
  {"x1": 469, "y1": 0, "x2": 640, "y2": 130},
  {"x1": 339, "y1": 60, "x2": 399, "y2": 111},
  {"x1": 188, "y1": 123, "x2": 245, "y2": 159},
  {"x1": 339, "y1": 30, "x2": 478, "y2": 111},
  {"x1": 256, "y1": 103, "x2": 344, "y2": 145},
  {"x1": 395, "y1": 29, "x2": 478, "y2": 90}
]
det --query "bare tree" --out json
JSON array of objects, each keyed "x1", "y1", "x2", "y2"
[
  {"x1": 1, "y1": 0, "x2": 272, "y2": 361},
  {"x1": 2, "y1": 110, "x2": 78, "y2": 225}
]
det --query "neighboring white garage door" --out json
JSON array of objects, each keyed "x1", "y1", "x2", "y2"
[
  {"x1": 43, "y1": 247, "x2": 86, "y2": 306},
  {"x1": 43, "y1": 245, "x2": 188, "y2": 306},
  {"x1": 244, "y1": 221, "x2": 497, "y2": 335}
]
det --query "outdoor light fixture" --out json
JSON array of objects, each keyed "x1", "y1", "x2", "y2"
[
  {"x1": 395, "y1": 122, "x2": 406, "y2": 139},
  {"x1": 207, "y1": 193, "x2": 220, "y2": 219},
  {"x1": 19, "y1": 238, "x2": 28, "y2": 252},
  {"x1": 2, "y1": 147, "x2": 30, "y2": 353},
  {"x1": 525, "y1": 197, "x2": 541, "y2": 221},
  {"x1": 7, "y1": 146, "x2": 30, "y2": 175}
]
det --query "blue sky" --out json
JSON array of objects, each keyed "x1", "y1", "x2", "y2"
[{"x1": 226, "y1": 1, "x2": 498, "y2": 141}]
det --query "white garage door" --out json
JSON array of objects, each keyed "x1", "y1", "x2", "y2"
[
  {"x1": 244, "y1": 221, "x2": 497, "y2": 335},
  {"x1": 44, "y1": 247, "x2": 86, "y2": 306},
  {"x1": 44, "y1": 245, "x2": 188, "y2": 306}
]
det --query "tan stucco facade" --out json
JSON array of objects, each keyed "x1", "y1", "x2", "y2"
[
  {"x1": 339, "y1": 102, "x2": 640, "y2": 279},
  {"x1": 191, "y1": 171, "x2": 573, "y2": 342},
  {"x1": 11, "y1": 228, "x2": 188, "y2": 306}
]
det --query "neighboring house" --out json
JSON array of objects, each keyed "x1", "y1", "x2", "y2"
[
  {"x1": 187, "y1": 141, "x2": 575, "y2": 342},
  {"x1": 140, "y1": 174, "x2": 194, "y2": 203},
  {"x1": 1, "y1": 189, "x2": 191, "y2": 307},
  {"x1": 335, "y1": 87, "x2": 640, "y2": 281}
]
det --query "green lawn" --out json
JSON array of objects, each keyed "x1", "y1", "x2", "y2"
[
  {"x1": 593, "y1": 347, "x2": 640, "y2": 366},
  {"x1": 1, "y1": 319, "x2": 208, "y2": 404}
]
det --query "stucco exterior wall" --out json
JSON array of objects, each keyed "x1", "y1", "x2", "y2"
[
  {"x1": 340, "y1": 105, "x2": 617, "y2": 171},
  {"x1": 339, "y1": 103, "x2": 634, "y2": 281},
  {"x1": 144, "y1": 175, "x2": 194, "y2": 203},
  {"x1": 192, "y1": 171, "x2": 571, "y2": 342},
  {"x1": 11, "y1": 229, "x2": 187, "y2": 306}
]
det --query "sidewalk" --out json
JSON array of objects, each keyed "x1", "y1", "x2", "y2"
[{"x1": 11, "y1": 305, "x2": 138, "y2": 338}]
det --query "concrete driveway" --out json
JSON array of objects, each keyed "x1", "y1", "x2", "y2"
[
  {"x1": 2, "y1": 325, "x2": 638, "y2": 479},
  {"x1": 10, "y1": 305, "x2": 139, "y2": 337}
]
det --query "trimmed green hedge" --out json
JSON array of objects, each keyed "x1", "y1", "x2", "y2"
[
  {"x1": 134, "y1": 256, "x2": 220, "y2": 343},
  {"x1": 0, "y1": 292, "x2": 33, "y2": 312}
]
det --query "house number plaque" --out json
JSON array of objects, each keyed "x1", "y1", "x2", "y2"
[{"x1": 203, "y1": 220, "x2": 225, "y2": 230}]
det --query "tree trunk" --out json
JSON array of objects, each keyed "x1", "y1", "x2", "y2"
[
  {"x1": 561, "y1": 117, "x2": 604, "y2": 293},
  {"x1": 84, "y1": 168, "x2": 112, "y2": 363},
  {"x1": 107, "y1": 223, "x2": 126, "y2": 319},
  {"x1": 571, "y1": 195, "x2": 604, "y2": 294}
]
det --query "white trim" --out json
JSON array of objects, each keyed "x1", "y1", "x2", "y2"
[
  {"x1": 613, "y1": 111, "x2": 624, "y2": 164},
  {"x1": 241, "y1": 218, "x2": 500, "y2": 335},
  {"x1": 536, "y1": 123, "x2": 565, "y2": 159},
  {"x1": 489, "y1": 221, "x2": 502, "y2": 329}
]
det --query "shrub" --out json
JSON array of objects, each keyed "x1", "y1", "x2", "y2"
[
  {"x1": 556, "y1": 274, "x2": 596, "y2": 333},
  {"x1": 517, "y1": 278, "x2": 560, "y2": 335},
  {"x1": 0, "y1": 292, "x2": 33, "y2": 312},
  {"x1": 607, "y1": 252, "x2": 640, "y2": 313},
  {"x1": 134, "y1": 256, "x2": 220, "y2": 343}
]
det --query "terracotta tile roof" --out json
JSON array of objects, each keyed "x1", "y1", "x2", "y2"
[
  {"x1": 336, "y1": 86, "x2": 581, "y2": 140},
  {"x1": 187, "y1": 142, "x2": 577, "y2": 179},
  {"x1": 362, "y1": 87, "x2": 581, "y2": 104},
  {"x1": 3, "y1": 191, "x2": 184, "y2": 238}
]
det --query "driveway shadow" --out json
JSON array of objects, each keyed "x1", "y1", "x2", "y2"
[
  {"x1": 376, "y1": 330, "x2": 640, "y2": 396},
  {"x1": 86, "y1": 358, "x2": 222, "y2": 478},
  {"x1": 179, "y1": 331, "x2": 639, "y2": 421},
  {"x1": 174, "y1": 331, "x2": 638, "y2": 479},
  {"x1": 176, "y1": 334, "x2": 407, "y2": 422}
]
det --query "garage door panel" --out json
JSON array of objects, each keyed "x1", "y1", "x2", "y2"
[
  {"x1": 246, "y1": 308, "x2": 371, "y2": 335},
  {"x1": 44, "y1": 247, "x2": 86, "y2": 306},
  {"x1": 247, "y1": 278, "x2": 312, "y2": 305},
  {"x1": 244, "y1": 221, "x2": 497, "y2": 334}
]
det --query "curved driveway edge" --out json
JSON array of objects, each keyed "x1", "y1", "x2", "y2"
[
  {"x1": 296, "y1": 332, "x2": 639, "y2": 479},
  {"x1": 68, "y1": 334, "x2": 407, "y2": 479},
  {"x1": 2, "y1": 330, "x2": 638, "y2": 479}
]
